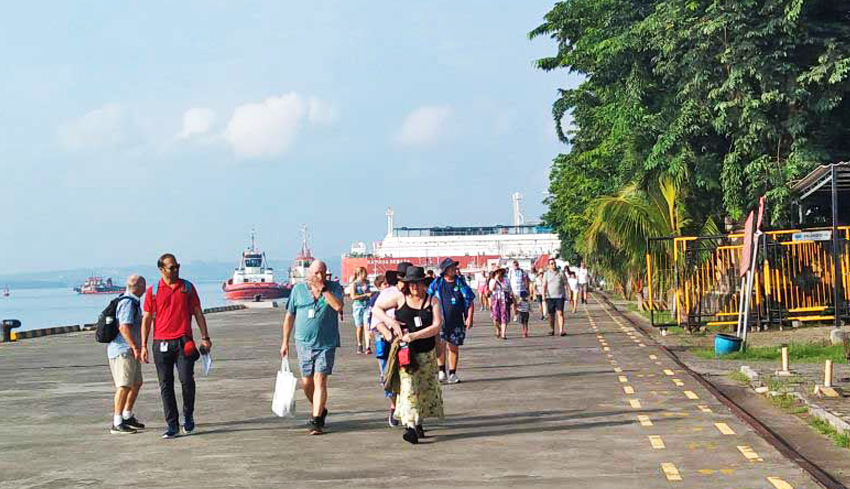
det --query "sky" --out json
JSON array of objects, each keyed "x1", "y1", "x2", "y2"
[{"x1": 0, "y1": 1, "x2": 581, "y2": 275}]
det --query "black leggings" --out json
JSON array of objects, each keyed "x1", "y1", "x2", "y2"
[{"x1": 153, "y1": 338, "x2": 196, "y2": 427}]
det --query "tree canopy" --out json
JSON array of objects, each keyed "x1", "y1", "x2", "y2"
[{"x1": 532, "y1": 0, "x2": 850, "y2": 261}]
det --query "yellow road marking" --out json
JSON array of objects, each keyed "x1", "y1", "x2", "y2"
[
  {"x1": 672, "y1": 379, "x2": 685, "y2": 387},
  {"x1": 664, "y1": 369, "x2": 675, "y2": 376},
  {"x1": 624, "y1": 386, "x2": 635, "y2": 394},
  {"x1": 638, "y1": 343, "x2": 646, "y2": 347},
  {"x1": 697, "y1": 405, "x2": 712, "y2": 413},
  {"x1": 603, "y1": 347, "x2": 610, "y2": 351},
  {"x1": 684, "y1": 391, "x2": 699, "y2": 400},
  {"x1": 737, "y1": 445, "x2": 764, "y2": 462},
  {"x1": 618, "y1": 376, "x2": 628, "y2": 383},
  {"x1": 714, "y1": 423, "x2": 735, "y2": 435},
  {"x1": 629, "y1": 399, "x2": 642, "y2": 409},
  {"x1": 697, "y1": 469, "x2": 715, "y2": 475},
  {"x1": 637, "y1": 415, "x2": 653, "y2": 426},
  {"x1": 660, "y1": 463, "x2": 682, "y2": 481},
  {"x1": 766, "y1": 477, "x2": 794, "y2": 489},
  {"x1": 649, "y1": 354, "x2": 657, "y2": 360},
  {"x1": 648, "y1": 435, "x2": 665, "y2": 449},
  {"x1": 613, "y1": 367, "x2": 623, "y2": 373}
]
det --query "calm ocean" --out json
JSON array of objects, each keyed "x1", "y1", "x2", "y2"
[{"x1": 0, "y1": 281, "x2": 247, "y2": 332}]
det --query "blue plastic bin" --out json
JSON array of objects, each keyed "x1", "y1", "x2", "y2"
[{"x1": 714, "y1": 333, "x2": 742, "y2": 356}]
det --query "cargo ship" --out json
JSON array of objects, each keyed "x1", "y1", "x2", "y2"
[
  {"x1": 341, "y1": 194, "x2": 561, "y2": 284},
  {"x1": 222, "y1": 230, "x2": 289, "y2": 301},
  {"x1": 74, "y1": 277, "x2": 123, "y2": 295}
]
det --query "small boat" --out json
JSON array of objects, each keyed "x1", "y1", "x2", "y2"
[
  {"x1": 289, "y1": 225, "x2": 314, "y2": 286},
  {"x1": 2, "y1": 285, "x2": 9, "y2": 297},
  {"x1": 74, "y1": 277, "x2": 123, "y2": 295},
  {"x1": 222, "y1": 230, "x2": 289, "y2": 301}
]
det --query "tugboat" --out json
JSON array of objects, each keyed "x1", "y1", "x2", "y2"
[
  {"x1": 74, "y1": 277, "x2": 123, "y2": 295},
  {"x1": 222, "y1": 230, "x2": 289, "y2": 301},
  {"x1": 289, "y1": 225, "x2": 314, "y2": 286}
]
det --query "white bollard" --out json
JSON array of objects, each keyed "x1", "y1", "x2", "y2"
[
  {"x1": 781, "y1": 347, "x2": 789, "y2": 372},
  {"x1": 824, "y1": 360, "x2": 833, "y2": 388}
]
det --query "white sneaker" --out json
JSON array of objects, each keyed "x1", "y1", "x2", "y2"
[
  {"x1": 438, "y1": 371, "x2": 447, "y2": 383},
  {"x1": 447, "y1": 373, "x2": 461, "y2": 384}
]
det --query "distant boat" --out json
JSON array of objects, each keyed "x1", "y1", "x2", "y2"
[
  {"x1": 222, "y1": 230, "x2": 289, "y2": 301},
  {"x1": 289, "y1": 225, "x2": 314, "y2": 287},
  {"x1": 74, "y1": 277, "x2": 123, "y2": 295},
  {"x1": 2, "y1": 285, "x2": 9, "y2": 297}
]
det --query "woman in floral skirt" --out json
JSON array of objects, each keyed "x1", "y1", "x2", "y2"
[{"x1": 373, "y1": 266, "x2": 444, "y2": 444}]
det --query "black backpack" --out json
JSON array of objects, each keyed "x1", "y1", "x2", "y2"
[{"x1": 95, "y1": 295, "x2": 138, "y2": 344}]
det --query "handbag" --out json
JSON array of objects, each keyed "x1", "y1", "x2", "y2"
[
  {"x1": 397, "y1": 343, "x2": 411, "y2": 367},
  {"x1": 272, "y1": 357, "x2": 297, "y2": 418}
]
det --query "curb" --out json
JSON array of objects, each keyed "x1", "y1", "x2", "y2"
[{"x1": 0, "y1": 304, "x2": 249, "y2": 343}]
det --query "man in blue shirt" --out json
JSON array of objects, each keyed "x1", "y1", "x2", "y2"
[
  {"x1": 428, "y1": 258, "x2": 475, "y2": 384},
  {"x1": 280, "y1": 260, "x2": 344, "y2": 435},
  {"x1": 107, "y1": 275, "x2": 147, "y2": 434}
]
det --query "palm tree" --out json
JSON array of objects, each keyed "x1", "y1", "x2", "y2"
[{"x1": 580, "y1": 176, "x2": 716, "y2": 309}]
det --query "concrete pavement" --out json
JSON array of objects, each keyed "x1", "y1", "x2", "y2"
[{"x1": 0, "y1": 297, "x2": 819, "y2": 488}]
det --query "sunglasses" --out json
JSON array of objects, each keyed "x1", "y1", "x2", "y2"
[{"x1": 162, "y1": 264, "x2": 181, "y2": 272}]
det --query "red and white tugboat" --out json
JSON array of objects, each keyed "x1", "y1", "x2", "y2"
[
  {"x1": 289, "y1": 225, "x2": 314, "y2": 287},
  {"x1": 222, "y1": 230, "x2": 289, "y2": 301},
  {"x1": 74, "y1": 277, "x2": 123, "y2": 295}
]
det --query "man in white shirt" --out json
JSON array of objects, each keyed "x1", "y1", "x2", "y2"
[
  {"x1": 578, "y1": 262, "x2": 589, "y2": 304},
  {"x1": 507, "y1": 260, "x2": 529, "y2": 322}
]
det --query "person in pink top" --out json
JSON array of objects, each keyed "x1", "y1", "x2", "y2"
[{"x1": 369, "y1": 262, "x2": 413, "y2": 427}]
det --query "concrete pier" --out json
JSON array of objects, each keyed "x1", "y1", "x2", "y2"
[{"x1": 0, "y1": 300, "x2": 819, "y2": 488}]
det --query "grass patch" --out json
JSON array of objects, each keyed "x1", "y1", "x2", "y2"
[
  {"x1": 728, "y1": 371, "x2": 750, "y2": 384},
  {"x1": 809, "y1": 417, "x2": 850, "y2": 449},
  {"x1": 691, "y1": 342, "x2": 847, "y2": 363}
]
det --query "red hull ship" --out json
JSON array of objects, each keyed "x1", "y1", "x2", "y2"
[{"x1": 222, "y1": 230, "x2": 289, "y2": 301}]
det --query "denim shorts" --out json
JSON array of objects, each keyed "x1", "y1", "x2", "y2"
[
  {"x1": 296, "y1": 344, "x2": 336, "y2": 377},
  {"x1": 352, "y1": 302, "x2": 369, "y2": 327}
]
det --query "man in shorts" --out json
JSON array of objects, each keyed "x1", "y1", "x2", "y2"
[
  {"x1": 281, "y1": 260, "x2": 344, "y2": 435},
  {"x1": 107, "y1": 275, "x2": 147, "y2": 434},
  {"x1": 542, "y1": 258, "x2": 568, "y2": 336},
  {"x1": 429, "y1": 258, "x2": 476, "y2": 384}
]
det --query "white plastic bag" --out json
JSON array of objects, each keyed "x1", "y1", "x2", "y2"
[{"x1": 272, "y1": 357, "x2": 297, "y2": 418}]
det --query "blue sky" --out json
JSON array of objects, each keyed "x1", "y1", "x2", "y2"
[{"x1": 0, "y1": 1, "x2": 579, "y2": 275}]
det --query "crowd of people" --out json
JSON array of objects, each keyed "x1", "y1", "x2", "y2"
[{"x1": 103, "y1": 252, "x2": 588, "y2": 445}]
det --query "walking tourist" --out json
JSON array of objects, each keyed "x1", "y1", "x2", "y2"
[
  {"x1": 517, "y1": 290, "x2": 531, "y2": 338},
  {"x1": 349, "y1": 267, "x2": 372, "y2": 354},
  {"x1": 141, "y1": 254, "x2": 212, "y2": 439},
  {"x1": 280, "y1": 260, "x2": 345, "y2": 435},
  {"x1": 489, "y1": 268, "x2": 511, "y2": 339},
  {"x1": 477, "y1": 271, "x2": 490, "y2": 311},
  {"x1": 578, "y1": 262, "x2": 590, "y2": 304},
  {"x1": 429, "y1": 258, "x2": 475, "y2": 384},
  {"x1": 535, "y1": 268, "x2": 546, "y2": 320},
  {"x1": 541, "y1": 258, "x2": 567, "y2": 336},
  {"x1": 507, "y1": 260, "x2": 529, "y2": 321},
  {"x1": 373, "y1": 266, "x2": 444, "y2": 444},
  {"x1": 370, "y1": 261, "x2": 413, "y2": 427},
  {"x1": 567, "y1": 271, "x2": 579, "y2": 314},
  {"x1": 107, "y1": 274, "x2": 147, "y2": 434}
]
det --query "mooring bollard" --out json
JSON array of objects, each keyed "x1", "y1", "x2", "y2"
[{"x1": 1, "y1": 319, "x2": 22, "y2": 342}]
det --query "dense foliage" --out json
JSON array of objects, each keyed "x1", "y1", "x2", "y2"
[{"x1": 532, "y1": 0, "x2": 850, "y2": 263}]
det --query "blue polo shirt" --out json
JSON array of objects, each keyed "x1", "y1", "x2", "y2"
[
  {"x1": 286, "y1": 281, "x2": 344, "y2": 350},
  {"x1": 107, "y1": 294, "x2": 141, "y2": 359}
]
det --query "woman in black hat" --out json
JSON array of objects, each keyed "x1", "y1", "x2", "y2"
[{"x1": 372, "y1": 266, "x2": 445, "y2": 444}]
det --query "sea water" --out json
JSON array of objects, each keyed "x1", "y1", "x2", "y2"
[{"x1": 0, "y1": 281, "x2": 253, "y2": 332}]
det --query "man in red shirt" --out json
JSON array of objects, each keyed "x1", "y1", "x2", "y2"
[{"x1": 141, "y1": 253, "x2": 212, "y2": 439}]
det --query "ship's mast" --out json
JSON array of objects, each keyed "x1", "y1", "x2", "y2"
[
  {"x1": 512, "y1": 192, "x2": 525, "y2": 226},
  {"x1": 300, "y1": 224, "x2": 312, "y2": 257},
  {"x1": 250, "y1": 227, "x2": 256, "y2": 251}
]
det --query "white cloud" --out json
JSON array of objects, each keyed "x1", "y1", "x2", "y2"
[
  {"x1": 178, "y1": 107, "x2": 217, "y2": 139},
  {"x1": 307, "y1": 97, "x2": 338, "y2": 125},
  {"x1": 58, "y1": 104, "x2": 127, "y2": 152},
  {"x1": 395, "y1": 105, "x2": 453, "y2": 146},
  {"x1": 225, "y1": 93, "x2": 306, "y2": 159}
]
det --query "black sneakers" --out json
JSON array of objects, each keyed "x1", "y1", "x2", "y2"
[
  {"x1": 162, "y1": 425, "x2": 179, "y2": 439},
  {"x1": 123, "y1": 416, "x2": 145, "y2": 430},
  {"x1": 183, "y1": 417, "x2": 195, "y2": 435},
  {"x1": 109, "y1": 423, "x2": 137, "y2": 435},
  {"x1": 402, "y1": 427, "x2": 419, "y2": 444}
]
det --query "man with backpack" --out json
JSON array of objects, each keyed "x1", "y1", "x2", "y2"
[
  {"x1": 141, "y1": 253, "x2": 212, "y2": 439},
  {"x1": 106, "y1": 274, "x2": 147, "y2": 434}
]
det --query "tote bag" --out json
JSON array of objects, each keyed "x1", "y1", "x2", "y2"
[{"x1": 272, "y1": 357, "x2": 297, "y2": 418}]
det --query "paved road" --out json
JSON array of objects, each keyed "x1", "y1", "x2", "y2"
[{"x1": 0, "y1": 297, "x2": 817, "y2": 488}]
